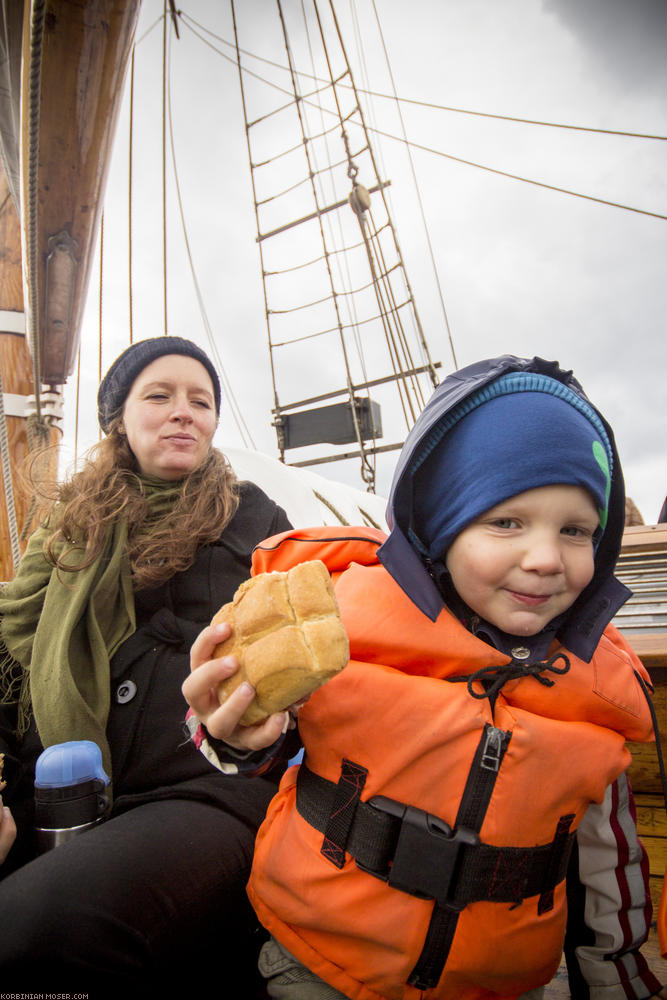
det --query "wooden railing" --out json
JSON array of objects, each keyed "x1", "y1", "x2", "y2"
[{"x1": 616, "y1": 523, "x2": 667, "y2": 911}]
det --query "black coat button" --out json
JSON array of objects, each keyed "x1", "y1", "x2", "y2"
[{"x1": 116, "y1": 680, "x2": 137, "y2": 704}]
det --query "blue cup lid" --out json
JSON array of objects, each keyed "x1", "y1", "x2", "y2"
[{"x1": 35, "y1": 741, "x2": 109, "y2": 789}]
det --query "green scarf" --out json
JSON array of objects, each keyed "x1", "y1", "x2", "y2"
[{"x1": 0, "y1": 478, "x2": 180, "y2": 780}]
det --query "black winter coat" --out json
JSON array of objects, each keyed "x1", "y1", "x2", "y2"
[{"x1": 0, "y1": 480, "x2": 291, "y2": 874}]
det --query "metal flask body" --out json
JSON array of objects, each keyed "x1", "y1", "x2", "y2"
[{"x1": 34, "y1": 740, "x2": 110, "y2": 853}]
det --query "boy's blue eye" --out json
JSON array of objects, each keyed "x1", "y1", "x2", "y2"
[{"x1": 561, "y1": 525, "x2": 593, "y2": 538}]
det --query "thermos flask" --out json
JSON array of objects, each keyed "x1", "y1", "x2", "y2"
[{"x1": 34, "y1": 740, "x2": 109, "y2": 852}]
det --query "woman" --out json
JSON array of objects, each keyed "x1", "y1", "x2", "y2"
[{"x1": 0, "y1": 336, "x2": 291, "y2": 992}]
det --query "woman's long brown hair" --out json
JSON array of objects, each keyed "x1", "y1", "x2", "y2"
[{"x1": 39, "y1": 421, "x2": 240, "y2": 589}]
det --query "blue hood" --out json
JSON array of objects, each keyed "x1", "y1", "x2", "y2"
[{"x1": 378, "y1": 355, "x2": 630, "y2": 662}]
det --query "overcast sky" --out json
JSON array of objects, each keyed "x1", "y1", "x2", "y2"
[{"x1": 66, "y1": 0, "x2": 667, "y2": 523}]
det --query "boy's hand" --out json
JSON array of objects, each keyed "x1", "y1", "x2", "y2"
[{"x1": 183, "y1": 622, "x2": 291, "y2": 752}]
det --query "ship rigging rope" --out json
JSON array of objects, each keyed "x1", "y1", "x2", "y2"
[
  {"x1": 179, "y1": 11, "x2": 666, "y2": 142},
  {"x1": 274, "y1": 0, "x2": 375, "y2": 486},
  {"x1": 270, "y1": 304, "x2": 412, "y2": 348},
  {"x1": 315, "y1": 0, "x2": 421, "y2": 432},
  {"x1": 78, "y1": 9, "x2": 256, "y2": 453},
  {"x1": 263, "y1": 239, "x2": 365, "y2": 274},
  {"x1": 229, "y1": 0, "x2": 437, "y2": 487},
  {"x1": 346, "y1": 1, "x2": 400, "y2": 367},
  {"x1": 24, "y1": 0, "x2": 47, "y2": 419},
  {"x1": 230, "y1": 0, "x2": 282, "y2": 454},
  {"x1": 314, "y1": 0, "x2": 430, "y2": 426},
  {"x1": 18, "y1": 414, "x2": 51, "y2": 543},
  {"x1": 0, "y1": 368, "x2": 21, "y2": 571},
  {"x1": 358, "y1": 206, "x2": 426, "y2": 424},
  {"x1": 99, "y1": 212, "x2": 104, "y2": 385},
  {"x1": 325, "y1": 0, "x2": 437, "y2": 400},
  {"x1": 253, "y1": 119, "x2": 342, "y2": 168},
  {"x1": 349, "y1": 88, "x2": 667, "y2": 141},
  {"x1": 74, "y1": 349, "x2": 81, "y2": 464},
  {"x1": 162, "y1": 2, "x2": 168, "y2": 336},
  {"x1": 177, "y1": 11, "x2": 667, "y2": 222},
  {"x1": 342, "y1": 2, "x2": 442, "y2": 389},
  {"x1": 164, "y1": 17, "x2": 255, "y2": 449},
  {"x1": 368, "y1": 0, "x2": 456, "y2": 369},
  {"x1": 277, "y1": 1, "x2": 374, "y2": 408},
  {"x1": 188, "y1": 0, "x2": 431, "y2": 469},
  {"x1": 371, "y1": 128, "x2": 667, "y2": 222},
  {"x1": 128, "y1": 48, "x2": 136, "y2": 343}
]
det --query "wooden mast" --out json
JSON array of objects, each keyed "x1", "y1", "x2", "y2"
[
  {"x1": 0, "y1": 159, "x2": 60, "y2": 581},
  {"x1": 20, "y1": 0, "x2": 142, "y2": 387},
  {"x1": 0, "y1": 0, "x2": 142, "y2": 580}
]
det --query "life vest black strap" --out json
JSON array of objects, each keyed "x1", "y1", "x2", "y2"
[
  {"x1": 297, "y1": 763, "x2": 576, "y2": 910},
  {"x1": 320, "y1": 758, "x2": 368, "y2": 869}
]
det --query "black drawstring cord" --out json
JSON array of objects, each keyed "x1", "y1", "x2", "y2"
[{"x1": 450, "y1": 652, "x2": 571, "y2": 701}]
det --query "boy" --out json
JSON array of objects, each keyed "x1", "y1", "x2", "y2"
[{"x1": 185, "y1": 355, "x2": 664, "y2": 1000}]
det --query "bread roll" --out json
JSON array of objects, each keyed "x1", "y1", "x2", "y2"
[{"x1": 212, "y1": 559, "x2": 349, "y2": 725}]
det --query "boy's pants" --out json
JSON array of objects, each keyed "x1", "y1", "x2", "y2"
[{"x1": 259, "y1": 936, "x2": 547, "y2": 1000}]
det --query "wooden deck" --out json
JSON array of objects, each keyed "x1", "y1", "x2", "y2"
[{"x1": 619, "y1": 523, "x2": 667, "y2": 985}]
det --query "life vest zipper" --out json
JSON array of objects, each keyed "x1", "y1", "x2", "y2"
[{"x1": 408, "y1": 722, "x2": 511, "y2": 990}]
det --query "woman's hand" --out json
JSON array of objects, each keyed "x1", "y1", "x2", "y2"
[
  {"x1": 0, "y1": 797, "x2": 16, "y2": 865},
  {"x1": 183, "y1": 622, "x2": 291, "y2": 752}
]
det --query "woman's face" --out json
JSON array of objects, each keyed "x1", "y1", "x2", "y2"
[{"x1": 120, "y1": 354, "x2": 218, "y2": 480}]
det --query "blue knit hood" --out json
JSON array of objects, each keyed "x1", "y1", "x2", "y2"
[{"x1": 378, "y1": 355, "x2": 629, "y2": 662}]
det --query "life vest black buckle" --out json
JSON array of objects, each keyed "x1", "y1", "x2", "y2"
[{"x1": 358, "y1": 795, "x2": 479, "y2": 910}]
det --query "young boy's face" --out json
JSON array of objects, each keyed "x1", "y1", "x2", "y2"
[{"x1": 445, "y1": 484, "x2": 599, "y2": 637}]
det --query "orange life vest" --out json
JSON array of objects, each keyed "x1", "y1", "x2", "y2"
[{"x1": 248, "y1": 527, "x2": 654, "y2": 1000}]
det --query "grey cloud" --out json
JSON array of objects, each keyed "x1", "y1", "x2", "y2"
[{"x1": 543, "y1": 0, "x2": 667, "y2": 91}]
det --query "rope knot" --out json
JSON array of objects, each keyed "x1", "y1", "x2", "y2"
[{"x1": 452, "y1": 652, "x2": 571, "y2": 701}]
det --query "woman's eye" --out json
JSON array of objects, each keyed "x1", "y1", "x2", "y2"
[{"x1": 192, "y1": 399, "x2": 212, "y2": 408}]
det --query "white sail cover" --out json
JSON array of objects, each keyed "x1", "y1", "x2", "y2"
[{"x1": 222, "y1": 445, "x2": 388, "y2": 532}]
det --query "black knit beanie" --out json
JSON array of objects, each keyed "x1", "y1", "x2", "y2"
[{"x1": 97, "y1": 336, "x2": 222, "y2": 433}]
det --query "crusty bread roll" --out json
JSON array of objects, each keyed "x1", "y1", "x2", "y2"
[{"x1": 212, "y1": 559, "x2": 349, "y2": 726}]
